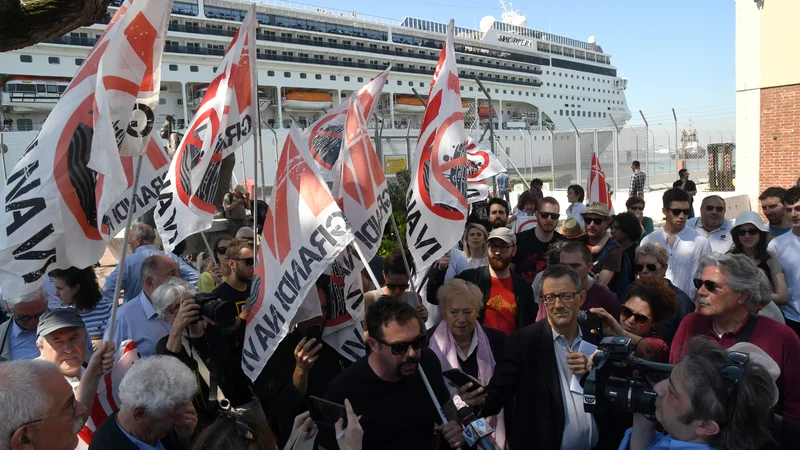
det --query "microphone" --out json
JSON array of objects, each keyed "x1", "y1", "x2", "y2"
[{"x1": 453, "y1": 395, "x2": 497, "y2": 450}]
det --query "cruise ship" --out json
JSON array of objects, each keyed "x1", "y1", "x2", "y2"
[{"x1": 0, "y1": 0, "x2": 631, "y2": 184}]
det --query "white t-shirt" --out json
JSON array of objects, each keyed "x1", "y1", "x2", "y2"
[
  {"x1": 692, "y1": 217, "x2": 734, "y2": 254},
  {"x1": 641, "y1": 225, "x2": 712, "y2": 298},
  {"x1": 768, "y1": 231, "x2": 800, "y2": 322}
]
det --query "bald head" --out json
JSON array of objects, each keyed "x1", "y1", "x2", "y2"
[{"x1": 140, "y1": 255, "x2": 179, "y2": 298}]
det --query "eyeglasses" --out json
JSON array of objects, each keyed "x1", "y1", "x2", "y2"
[
  {"x1": 635, "y1": 263, "x2": 658, "y2": 273},
  {"x1": 216, "y1": 246, "x2": 228, "y2": 254},
  {"x1": 16, "y1": 311, "x2": 45, "y2": 323},
  {"x1": 12, "y1": 398, "x2": 77, "y2": 436},
  {"x1": 668, "y1": 208, "x2": 692, "y2": 217},
  {"x1": 218, "y1": 410, "x2": 256, "y2": 443},
  {"x1": 694, "y1": 278, "x2": 722, "y2": 292},
  {"x1": 720, "y1": 351, "x2": 750, "y2": 424},
  {"x1": 488, "y1": 243, "x2": 513, "y2": 253},
  {"x1": 233, "y1": 257, "x2": 255, "y2": 266},
  {"x1": 621, "y1": 305, "x2": 651, "y2": 326},
  {"x1": 385, "y1": 283, "x2": 409, "y2": 291},
  {"x1": 628, "y1": 206, "x2": 644, "y2": 211},
  {"x1": 584, "y1": 217, "x2": 607, "y2": 226},
  {"x1": 375, "y1": 334, "x2": 427, "y2": 355},
  {"x1": 704, "y1": 205, "x2": 725, "y2": 213},
  {"x1": 539, "y1": 212, "x2": 560, "y2": 220},
  {"x1": 735, "y1": 228, "x2": 760, "y2": 237},
  {"x1": 541, "y1": 291, "x2": 580, "y2": 304}
]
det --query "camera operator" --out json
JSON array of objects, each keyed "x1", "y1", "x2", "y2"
[
  {"x1": 223, "y1": 185, "x2": 252, "y2": 236},
  {"x1": 622, "y1": 337, "x2": 777, "y2": 450}
]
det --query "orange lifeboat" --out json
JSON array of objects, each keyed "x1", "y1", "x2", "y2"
[
  {"x1": 394, "y1": 94, "x2": 426, "y2": 113},
  {"x1": 282, "y1": 90, "x2": 334, "y2": 111}
]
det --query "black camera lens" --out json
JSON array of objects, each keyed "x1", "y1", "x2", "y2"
[{"x1": 194, "y1": 293, "x2": 239, "y2": 329}]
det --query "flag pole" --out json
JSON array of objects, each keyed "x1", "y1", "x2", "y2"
[
  {"x1": 494, "y1": 140, "x2": 529, "y2": 190},
  {"x1": 250, "y1": 3, "x2": 261, "y2": 269},
  {"x1": 350, "y1": 241, "x2": 382, "y2": 292},
  {"x1": 105, "y1": 155, "x2": 145, "y2": 343},
  {"x1": 389, "y1": 215, "x2": 420, "y2": 298},
  {"x1": 199, "y1": 231, "x2": 216, "y2": 262}
]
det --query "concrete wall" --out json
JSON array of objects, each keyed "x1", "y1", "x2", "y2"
[{"x1": 760, "y1": 0, "x2": 800, "y2": 89}]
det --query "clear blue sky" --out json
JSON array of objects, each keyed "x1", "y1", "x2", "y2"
[{"x1": 280, "y1": 0, "x2": 735, "y2": 128}]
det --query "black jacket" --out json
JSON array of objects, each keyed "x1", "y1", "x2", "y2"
[
  {"x1": 430, "y1": 266, "x2": 537, "y2": 330},
  {"x1": 88, "y1": 411, "x2": 185, "y2": 450},
  {"x1": 481, "y1": 320, "x2": 614, "y2": 450}
]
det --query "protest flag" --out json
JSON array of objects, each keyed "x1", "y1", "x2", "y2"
[
  {"x1": 155, "y1": 3, "x2": 258, "y2": 252},
  {"x1": 0, "y1": 0, "x2": 172, "y2": 298},
  {"x1": 243, "y1": 125, "x2": 355, "y2": 381},
  {"x1": 587, "y1": 150, "x2": 613, "y2": 211},
  {"x1": 405, "y1": 20, "x2": 469, "y2": 269}
]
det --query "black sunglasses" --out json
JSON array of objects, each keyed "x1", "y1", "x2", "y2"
[
  {"x1": 621, "y1": 305, "x2": 651, "y2": 326},
  {"x1": 635, "y1": 263, "x2": 657, "y2": 273},
  {"x1": 216, "y1": 246, "x2": 228, "y2": 254},
  {"x1": 539, "y1": 212, "x2": 560, "y2": 220},
  {"x1": 375, "y1": 334, "x2": 427, "y2": 355},
  {"x1": 694, "y1": 278, "x2": 721, "y2": 292},
  {"x1": 735, "y1": 228, "x2": 760, "y2": 237},
  {"x1": 704, "y1": 205, "x2": 725, "y2": 213},
  {"x1": 720, "y1": 351, "x2": 750, "y2": 424},
  {"x1": 669, "y1": 208, "x2": 692, "y2": 217},
  {"x1": 386, "y1": 283, "x2": 410, "y2": 291},
  {"x1": 233, "y1": 257, "x2": 255, "y2": 266},
  {"x1": 584, "y1": 217, "x2": 606, "y2": 226},
  {"x1": 628, "y1": 206, "x2": 644, "y2": 211}
]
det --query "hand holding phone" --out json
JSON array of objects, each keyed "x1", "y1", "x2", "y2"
[
  {"x1": 309, "y1": 396, "x2": 347, "y2": 430},
  {"x1": 442, "y1": 368, "x2": 482, "y2": 389}
]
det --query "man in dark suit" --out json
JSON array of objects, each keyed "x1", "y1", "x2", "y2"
[
  {"x1": 89, "y1": 356, "x2": 197, "y2": 450},
  {"x1": 460, "y1": 264, "x2": 613, "y2": 450}
]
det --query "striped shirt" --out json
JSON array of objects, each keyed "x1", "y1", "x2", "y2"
[{"x1": 60, "y1": 298, "x2": 113, "y2": 340}]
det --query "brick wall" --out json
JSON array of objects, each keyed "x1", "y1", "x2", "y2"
[{"x1": 760, "y1": 84, "x2": 800, "y2": 192}]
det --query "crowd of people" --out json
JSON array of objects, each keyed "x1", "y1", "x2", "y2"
[{"x1": 2, "y1": 174, "x2": 800, "y2": 450}]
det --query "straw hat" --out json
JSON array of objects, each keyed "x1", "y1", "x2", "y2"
[
  {"x1": 559, "y1": 217, "x2": 585, "y2": 239},
  {"x1": 581, "y1": 202, "x2": 611, "y2": 218}
]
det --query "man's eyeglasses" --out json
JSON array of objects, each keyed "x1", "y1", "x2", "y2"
[
  {"x1": 385, "y1": 283, "x2": 409, "y2": 291},
  {"x1": 584, "y1": 217, "x2": 606, "y2": 226},
  {"x1": 216, "y1": 246, "x2": 228, "y2": 254},
  {"x1": 16, "y1": 311, "x2": 45, "y2": 323},
  {"x1": 488, "y1": 243, "x2": 513, "y2": 253},
  {"x1": 734, "y1": 228, "x2": 760, "y2": 237},
  {"x1": 694, "y1": 278, "x2": 722, "y2": 293},
  {"x1": 541, "y1": 292, "x2": 580, "y2": 304},
  {"x1": 233, "y1": 257, "x2": 255, "y2": 266},
  {"x1": 539, "y1": 212, "x2": 560, "y2": 220},
  {"x1": 704, "y1": 205, "x2": 725, "y2": 213},
  {"x1": 635, "y1": 263, "x2": 658, "y2": 273},
  {"x1": 720, "y1": 351, "x2": 750, "y2": 424},
  {"x1": 668, "y1": 208, "x2": 692, "y2": 217},
  {"x1": 12, "y1": 398, "x2": 77, "y2": 437},
  {"x1": 621, "y1": 305, "x2": 651, "y2": 326},
  {"x1": 375, "y1": 334, "x2": 427, "y2": 355}
]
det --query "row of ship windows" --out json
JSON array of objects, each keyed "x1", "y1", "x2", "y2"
[{"x1": 546, "y1": 82, "x2": 620, "y2": 95}]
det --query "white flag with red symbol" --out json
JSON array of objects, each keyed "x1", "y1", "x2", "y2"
[
  {"x1": 243, "y1": 125, "x2": 355, "y2": 380},
  {"x1": 406, "y1": 20, "x2": 469, "y2": 268},
  {"x1": 155, "y1": 3, "x2": 258, "y2": 252},
  {"x1": 465, "y1": 137, "x2": 505, "y2": 204},
  {"x1": 76, "y1": 340, "x2": 140, "y2": 448},
  {"x1": 323, "y1": 95, "x2": 391, "y2": 361},
  {"x1": 587, "y1": 150, "x2": 613, "y2": 211},
  {"x1": 0, "y1": 0, "x2": 172, "y2": 298}
]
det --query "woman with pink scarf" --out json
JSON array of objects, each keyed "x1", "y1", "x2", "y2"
[{"x1": 428, "y1": 279, "x2": 509, "y2": 450}]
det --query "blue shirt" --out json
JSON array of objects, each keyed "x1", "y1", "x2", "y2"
[
  {"x1": 618, "y1": 428, "x2": 717, "y2": 450},
  {"x1": 104, "y1": 292, "x2": 171, "y2": 358},
  {"x1": 117, "y1": 416, "x2": 166, "y2": 450},
  {"x1": 496, "y1": 173, "x2": 510, "y2": 190},
  {"x1": 10, "y1": 321, "x2": 39, "y2": 360},
  {"x1": 769, "y1": 225, "x2": 792, "y2": 239},
  {"x1": 101, "y1": 245, "x2": 199, "y2": 304}
]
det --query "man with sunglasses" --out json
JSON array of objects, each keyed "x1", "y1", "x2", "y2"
[
  {"x1": 670, "y1": 253, "x2": 800, "y2": 424},
  {"x1": 581, "y1": 202, "x2": 623, "y2": 288},
  {"x1": 1, "y1": 359, "x2": 89, "y2": 450},
  {"x1": 212, "y1": 238, "x2": 254, "y2": 328},
  {"x1": 690, "y1": 195, "x2": 734, "y2": 254},
  {"x1": 512, "y1": 196, "x2": 566, "y2": 284},
  {"x1": 672, "y1": 169, "x2": 697, "y2": 219},
  {"x1": 0, "y1": 288, "x2": 48, "y2": 362},
  {"x1": 641, "y1": 188, "x2": 712, "y2": 298},
  {"x1": 319, "y1": 300, "x2": 464, "y2": 450},
  {"x1": 623, "y1": 337, "x2": 778, "y2": 450},
  {"x1": 768, "y1": 186, "x2": 800, "y2": 337}
]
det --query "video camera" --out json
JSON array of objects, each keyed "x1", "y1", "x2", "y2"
[
  {"x1": 583, "y1": 336, "x2": 674, "y2": 417},
  {"x1": 193, "y1": 293, "x2": 239, "y2": 329}
]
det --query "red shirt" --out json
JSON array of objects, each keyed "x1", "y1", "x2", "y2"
[
  {"x1": 670, "y1": 312, "x2": 800, "y2": 424},
  {"x1": 484, "y1": 275, "x2": 517, "y2": 335}
]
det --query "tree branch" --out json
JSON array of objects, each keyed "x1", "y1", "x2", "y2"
[{"x1": 0, "y1": 0, "x2": 113, "y2": 52}]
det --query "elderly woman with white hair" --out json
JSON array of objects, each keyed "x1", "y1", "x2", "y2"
[
  {"x1": 427, "y1": 279, "x2": 508, "y2": 449},
  {"x1": 669, "y1": 252, "x2": 800, "y2": 424},
  {"x1": 89, "y1": 355, "x2": 198, "y2": 449}
]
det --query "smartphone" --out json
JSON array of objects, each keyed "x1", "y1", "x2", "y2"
[
  {"x1": 587, "y1": 312, "x2": 603, "y2": 334},
  {"x1": 304, "y1": 325, "x2": 323, "y2": 343},
  {"x1": 442, "y1": 368, "x2": 482, "y2": 389},
  {"x1": 309, "y1": 396, "x2": 347, "y2": 429}
]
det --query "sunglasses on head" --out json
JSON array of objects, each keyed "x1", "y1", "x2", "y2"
[
  {"x1": 584, "y1": 217, "x2": 606, "y2": 226},
  {"x1": 720, "y1": 351, "x2": 750, "y2": 424},
  {"x1": 634, "y1": 263, "x2": 657, "y2": 272},
  {"x1": 386, "y1": 283, "x2": 409, "y2": 291},
  {"x1": 669, "y1": 208, "x2": 692, "y2": 217},
  {"x1": 621, "y1": 305, "x2": 651, "y2": 326},
  {"x1": 539, "y1": 212, "x2": 560, "y2": 220},
  {"x1": 216, "y1": 246, "x2": 228, "y2": 254},
  {"x1": 694, "y1": 278, "x2": 721, "y2": 292},
  {"x1": 704, "y1": 205, "x2": 725, "y2": 213},
  {"x1": 375, "y1": 334, "x2": 427, "y2": 355},
  {"x1": 735, "y1": 228, "x2": 760, "y2": 237},
  {"x1": 233, "y1": 257, "x2": 255, "y2": 266}
]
